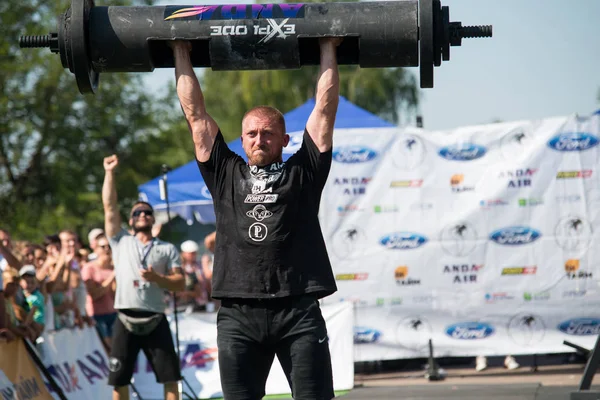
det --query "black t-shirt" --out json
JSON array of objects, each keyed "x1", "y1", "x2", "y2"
[{"x1": 197, "y1": 129, "x2": 338, "y2": 299}]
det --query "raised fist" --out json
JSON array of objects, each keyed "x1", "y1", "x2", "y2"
[{"x1": 103, "y1": 154, "x2": 119, "y2": 171}]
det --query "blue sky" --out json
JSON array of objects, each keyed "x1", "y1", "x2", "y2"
[{"x1": 146, "y1": 0, "x2": 600, "y2": 130}]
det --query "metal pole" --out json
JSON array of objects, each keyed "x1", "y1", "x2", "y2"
[{"x1": 161, "y1": 165, "x2": 199, "y2": 400}]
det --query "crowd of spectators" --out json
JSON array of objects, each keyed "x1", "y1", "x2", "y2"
[{"x1": 0, "y1": 227, "x2": 215, "y2": 350}]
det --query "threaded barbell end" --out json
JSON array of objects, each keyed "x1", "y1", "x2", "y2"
[
  {"x1": 20, "y1": 35, "x2": 52, "y2": 48},
  {"x1": 460, "y1": 25, "x2": 493, "y2": 38}
]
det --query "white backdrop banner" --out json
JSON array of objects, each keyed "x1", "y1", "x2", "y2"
[
  {"x1": 38, "y1": 326, "x2": 113, "y2": 399},
  {"x1": 315, "y1": 112, "x2": 600, "y2": 361},
  {"x1": 132, "y1": 301, "x2": 354, "y2": 399}
]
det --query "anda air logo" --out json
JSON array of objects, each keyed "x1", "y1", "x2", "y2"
[
  {"x1": 438, "y1": 143, "x2": 487, "y2": 161},
  {"x1": 443, "y1": 264, "x2": 484, "y2": 284},
  {"x1": 498, "y1": 168, "x2": 537, "y2": 188},
  {"x1": 558, "y1": 318, "x2": 600, "y2": 336},
  {"x1": 333, "y1": 146, "x2": 378, "y2": 164},
  {"x1": 548, "y1": 133, "x2": 599, "y2": 152},
  {"x1": 489, "y1": 226, "x2": 541, "y2": 246},
  {"x1": 446, "y1": 322, "x2": 494, "y2": 340},
  {"x1": 380, "y1": 232, "x2": 428, "y2": 250},
  {"x1": 334, "y1": 176, "x2": 372, "y2": 196}
]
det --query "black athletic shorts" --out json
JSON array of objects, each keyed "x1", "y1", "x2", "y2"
[
  {"x1": 108, "y1": 310, "x2": 181, "y2": 387},
  {"x1": 217, "y1": 294, "x2": 335, "y2": 400}
]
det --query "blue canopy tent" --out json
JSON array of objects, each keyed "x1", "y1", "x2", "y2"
[{"x1": 138, "y1": 96, "x2": 394, "y2": 224}]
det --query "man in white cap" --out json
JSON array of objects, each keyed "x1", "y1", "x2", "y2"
[
  {"x1": 178, "y1": 240, "x2": 211, "y2": 312},
  {"x1": 18, "y1": 265, "x2": 46, "y2": 338},
  {"x1": 87, "y1": 228, "x2": 105, "y2": 262}
]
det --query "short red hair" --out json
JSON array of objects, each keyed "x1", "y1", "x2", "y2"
[{"x1": 242, "y1": 106, "x2": 286, "y2": 134}]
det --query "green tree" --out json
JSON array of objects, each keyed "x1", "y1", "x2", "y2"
[
  {"x1": 0, "y1": 0, "x2": 187, "y2": 242},
  {"x1": 201, "y1": 66, "x2": 419, "y2": 141}
]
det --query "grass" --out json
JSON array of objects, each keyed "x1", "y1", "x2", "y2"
[{"x1": 179, "y1": 389, "x2": 351, "y2": 400}]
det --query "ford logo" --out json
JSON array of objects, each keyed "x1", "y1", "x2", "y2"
[
  {"x1": 489, "y1": 226, "x2": 541, "y2": 245},
  {"x1": 548, "y1": 133, "x2": 599, "y2": 152},
  {"x1": 353, "y1": 327, "x2": 382, "y2": 343},
  {"x1": 380, "y1": 232, "x2": 428, "y2": 250},
  {"x1": 333, "y1": 146, "x2": 378, "y2": 163},
  {"x1": 446, "y1": 322, "x2": 495, "y2": 340},
  {"x1": 438, "y1": 144, "x2": 487, "y2": 161},
  {"x1": 558, "y1": 318, "x2": 600, "y2": 336}
]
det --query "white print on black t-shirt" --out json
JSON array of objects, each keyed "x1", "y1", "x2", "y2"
[
  {"x1": 246, "y1": 163, "x2": 284, "y2": 204},
  {"x1": 250, "y1": 163, "x2": 284, "y2": 176},
  {"x1": 249, "y1": 222, "x2": 268, "y2": 241},
  {"x1": 250, "y1": 163, "x2": 285, "y2": 183},
  {"x1": 246, "y1": 205, "x2": 273, "y2": 222},
  {"x1": 245, "y1": 194, "x2": 279, "y2": 203},
  {"x1": 252, "y1": 181, "x2": 273, "y2": 194}
]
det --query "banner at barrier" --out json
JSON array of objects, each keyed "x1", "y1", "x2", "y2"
[
  {"x1": 132, "y1": 301, "x2": 354, "y2": 399},
  {"x1": 315, "y1": 112, "x2": 600, "y2": 361},
  {"x1": 38, "y1": 327, "x2": 113, "y2": 400},
  {"x1": 0, "y1": 339, "x2": 53, "y2": 400}
]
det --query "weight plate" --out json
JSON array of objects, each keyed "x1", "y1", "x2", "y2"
[
  {"x1": 58, "y1": 7, "x2": 71, "y2": 70},
  {"x1": 419, "y1": 0, "x2": 434, "y2": 88},
  {"x1": 71, "y1": 0, "x2": 99, "y2": 94},
  {"x1": 442, "y1": 6, "x2": 450, "y2": 61},
  {"x1": 433, "y1": 0, "x2": 441, "y2": 67}
]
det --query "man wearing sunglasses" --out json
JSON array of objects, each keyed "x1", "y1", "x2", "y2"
[
  {"x1": 102, "y1": 154, "x2": 185, "y2": 400},
  {"x1": 170, "y1": 37, "x2": 342, "y2": 400}
]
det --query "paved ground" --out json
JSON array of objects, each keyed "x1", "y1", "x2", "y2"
[
  {"x1": 338, "y1": 364, "x2": 600, "y2": 399},
  {"x1": 342, "y1": 384, "x2": 576, "y2": 399}
]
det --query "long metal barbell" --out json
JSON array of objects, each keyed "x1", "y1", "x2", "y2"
[{"x1": 19, "y1": 0, "x2": 492, "y2": 94}]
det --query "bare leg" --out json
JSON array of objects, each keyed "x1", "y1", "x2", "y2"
[
  {"x1": 103, "y1": 337, "x2": 112, "y2": 351},
  {"x1": 113, "y1": 386, "x2": 129, "y2": 400},
  {"x1": 164, "y1": 381, "x2": 179, "y2": 400}
]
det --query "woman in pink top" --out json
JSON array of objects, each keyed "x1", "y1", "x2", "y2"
[{"x1": 81, "y1": 234, "x2": 116, "y2": 349}]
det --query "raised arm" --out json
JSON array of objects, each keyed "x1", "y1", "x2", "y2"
[
  {"x1": 170, "y1": 41, "x2": 219, "y2": 163},
  {"x1": 102, "y1": 155, "x2": 122, "y2": 238},
  {"x1": 0, "y1": 242, "x2": 22, "y2": 270},
  {"x1": 305, "y1": 38, "x2": 343, "y2": 153}
]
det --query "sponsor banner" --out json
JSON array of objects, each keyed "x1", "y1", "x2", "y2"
[
  {"x1": 317, "y1": 113, "x2": 600, "y2": 360},
  {"x1": 346, "y1": 307, "x2": 600, "y2": 360},
  {"x1": 0, "y1": 339, "x2": 53, "y2": 400},
  {"x1": 38, "y1": 327, "x2": 113, "y2": 400},
  {"x1": 132, "y1": 302, "x2": 354, "y2": 399}
]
